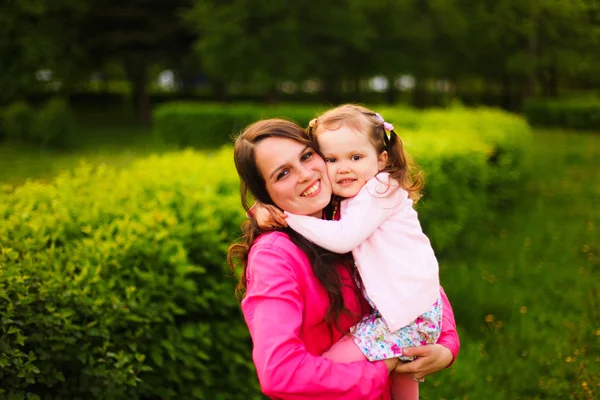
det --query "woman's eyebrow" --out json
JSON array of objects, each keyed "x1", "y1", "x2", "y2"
[{"x1": 269, "y1": 145, "x2": 310, "y2": 180}]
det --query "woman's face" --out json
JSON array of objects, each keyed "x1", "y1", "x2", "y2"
[{"x1": 254, "y1": 137, "x2": 332, "y2": 217}]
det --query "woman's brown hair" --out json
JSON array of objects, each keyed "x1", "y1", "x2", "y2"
[
  {"x1": 307, "y1": 104, "x2": 424, "y2": 202},
  {"x1": 227, "y1": 118, "x2": 363, "y2": 334}
]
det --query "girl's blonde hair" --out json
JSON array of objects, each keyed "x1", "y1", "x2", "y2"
[{"x1": 307, "y1": 104, "x2": 424, "y2": 202}]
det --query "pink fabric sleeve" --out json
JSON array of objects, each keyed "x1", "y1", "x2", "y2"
[
  {"x1": 437, "y1": 286, "x2": 460, "y2": 365},
  {"x1": 284, "y1": 174, "x2": 402, "y2": 253},
  {"x1": 242, "y1": 245, "x2": 389, "y2": 399}
]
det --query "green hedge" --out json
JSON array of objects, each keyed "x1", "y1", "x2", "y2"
[
  {"x1": 30, "y1": 98, "x2": 76, "y2": 148},
  {"x1": 2, "y1": 101, "x2": 34, "y2": 143},
  {"x1": 384, "y1": 107, "x2": 532, "y2": 250},
  {"x1": 1, "y1": 107, "x2": 532, "y2": 399},
  {"x1": 523, "y1": 97, "x2": 600, "y2": 130},
  {"x1": 0, "y1": 151, "x2": 260, "y2": 399},
  {"x1": 0, "y1": 98, "x2": 76, "y2": 148},
  {"x1": 153, "y1": 103, "x2": 321, "y2": 148}
]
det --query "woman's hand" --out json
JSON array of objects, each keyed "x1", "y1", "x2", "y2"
[
  {"x1": 393, "y1": 344, "x2": 453, "y2": 380},
  {"x1": 384, "y1": 358, "x2": 400, "y2": 374},
  {"x1": 254, "y1": 203, "x2": 288, "y2": 230}
]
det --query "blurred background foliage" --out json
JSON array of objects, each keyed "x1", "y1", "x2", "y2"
[{"x1": 2, "y1": 0, "x2": 600, "y2": 123}]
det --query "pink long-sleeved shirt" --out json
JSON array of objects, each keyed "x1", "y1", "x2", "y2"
[
  {"x1": 285, "y1": 172, "x2": 439, "y2": 332},
  {"x1": 242, "y1": 230, "x2": 459, "y2": 399}
]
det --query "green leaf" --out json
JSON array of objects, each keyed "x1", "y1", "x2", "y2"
[
  {"x1": 7, "y1": 326, "x2": 20, "y2": 335},
  {"x1": 150, "y1": 347, "x2": 163, "y2": 367}
]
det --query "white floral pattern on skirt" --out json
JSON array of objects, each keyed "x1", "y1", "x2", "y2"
[{"x1": 352, "y1": 294, "x2": 442, "y2": 362}]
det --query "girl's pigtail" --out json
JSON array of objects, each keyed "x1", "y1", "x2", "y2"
[
  {"x1": 374, "y1": 112, "x2": 424, "y2": 203},
  {"x1": 307, "y1": 118, "x2": 318, "y2": 136}
]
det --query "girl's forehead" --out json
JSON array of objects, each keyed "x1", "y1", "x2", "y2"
[
  {"x1": 317, "y1": 125, "x2": 372, "y2": 151},
  {"x1": 318, "y1": 117, "x2": 368, "y2": 135}
]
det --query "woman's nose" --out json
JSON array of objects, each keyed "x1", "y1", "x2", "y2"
[{"x1": 297, "y1": 164, "x2": 312, "y2": 181}]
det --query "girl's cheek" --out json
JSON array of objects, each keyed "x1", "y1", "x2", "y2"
[{"x1": 325, "y1": 166, "x2": 336, "y2": 182}]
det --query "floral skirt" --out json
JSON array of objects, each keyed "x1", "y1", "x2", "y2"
[{"x1": 352, "y1": 295, "x2": 443, "y2": 362}]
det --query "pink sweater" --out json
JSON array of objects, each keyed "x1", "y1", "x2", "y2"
[
  {"x1": 285, "y1": 173, "x2": 439, "y2": 331},
  {"x1": 242, "y1": 231, "x2": 459, "y2": 399}
]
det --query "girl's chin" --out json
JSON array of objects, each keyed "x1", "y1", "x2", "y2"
[{"x1": 334, "y1": 187, "x2": 360, "y2": 198}]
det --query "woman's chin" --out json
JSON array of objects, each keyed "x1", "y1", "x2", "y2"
[
  {"x1": 315, "y1": 198, "x2": 332, "y2": 216},
  {"x1": 295, "y1": 192, "x2": 330, "y2": 217}
]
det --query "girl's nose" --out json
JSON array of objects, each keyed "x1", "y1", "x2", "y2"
[{"x1": 337, "y1": 163, "x2": 350, "y2": 174}]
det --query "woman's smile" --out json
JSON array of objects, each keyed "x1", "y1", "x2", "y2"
[{"x1": 301, "y1": 180, "x2": 321, "y2": 197}]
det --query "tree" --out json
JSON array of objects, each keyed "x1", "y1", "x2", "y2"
[
  {"x1": 299, "y1": 0, "x2": 372, "y2": 101},
  {"x1": 0, "y1": 0, "x2": 86, "y2": 105},
  {"x1": 78, "y1": 0, "x2": 195, "y2": 124},
  {"x1": 458, "y1": 0, "x2": 600, "y2": 108},
  {"x1": 187, "y1": 0, "x2": 307, "y2": 100},
  {"x1": 188, "y1": 0, "x2": 376, "y2": 102},
  {"x1": 533, "y1": 0, "x2": 600, "y2": 97},
  {"x1": 357, "y1": 0, "x2": 470, "y2": 105}
]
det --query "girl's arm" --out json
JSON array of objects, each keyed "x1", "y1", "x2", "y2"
[
  {"x1": 285, "y1": 173, "x2": 403, "y2": 253},
  {"x1": 243, "y1": 240, "x2": 389, "y2": 399}
]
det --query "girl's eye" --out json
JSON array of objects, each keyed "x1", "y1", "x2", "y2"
[
  {"x1": 276, "y1": 169, "x2": 289, "y2": 180},
  {"x1": 325, "y1": 158, "x2": 336, "y2": 163},
  {"x1": 301, "y1": 151, "x2": 313, "y2": 161},
  {"x1": 351, "y1": 155, "x2": 362, "y2": 161}
]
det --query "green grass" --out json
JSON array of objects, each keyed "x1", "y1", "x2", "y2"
[
  {"x1": 0, "y1": 107, "x2": 174, "y2": 186},
  {"x1": 426, "y1": 129, "x2": 600, "y2": 399}
]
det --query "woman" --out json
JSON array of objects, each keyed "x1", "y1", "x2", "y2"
[{"x1": 228, "y1": 119, "x2": 459, "y2": 399}]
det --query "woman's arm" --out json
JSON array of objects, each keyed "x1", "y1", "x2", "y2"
[
  {"x1": 242, "y1": 240, "x2": 389, "y2": 399},
  {"x1": 437, "y1": 286, "x2": 460, "y2": 363},
  {"x1": 393, "y1": 286, "x2": 460, "y2": 379},
  {"x1": 284, "y1": 174, "x2": 403, "y2": 253}
]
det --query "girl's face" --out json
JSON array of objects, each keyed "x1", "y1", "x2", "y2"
[
  {"x1": 317, "y1": 125, "x2": 388, "y2": 198},
  {"x1": 254, "y1": 137, "x2": 332, "y2": 217}
]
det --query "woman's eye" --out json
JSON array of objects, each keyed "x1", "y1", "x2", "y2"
[
  {"x1": 276, "y1": 169, "x2": 289, "y2": 180},
  {"x1": 301, "y1": 151, "x2": 313, "y2": 161},
  {"x1": 351, "y1": 155, "x2": 362, "y2": 161}
]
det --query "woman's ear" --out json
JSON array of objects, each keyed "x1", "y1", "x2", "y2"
[{"x1": 378, "y1": 151, "x2": 388, "y2": 170}]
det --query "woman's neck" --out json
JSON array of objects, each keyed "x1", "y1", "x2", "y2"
[
  {"x1": 321, "y1": 196, "x2": 341, "y2": 220},
  {"x1": 309, "y1": 210, "x2": 322, "y2": 218}
]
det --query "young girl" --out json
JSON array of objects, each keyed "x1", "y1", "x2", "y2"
[{"x1": 253, "y1": 105, "x2": 443, "y2": 400}]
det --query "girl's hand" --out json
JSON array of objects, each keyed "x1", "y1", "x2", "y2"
[
  {"x1": 393, "y1": 344, "x2": 453, "y2": 380},
  {"x1": 254, "y1": 203, "x2": 288, "y2": 230}
]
